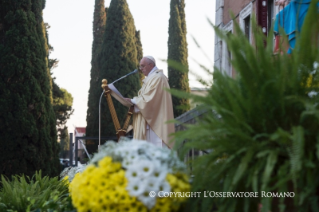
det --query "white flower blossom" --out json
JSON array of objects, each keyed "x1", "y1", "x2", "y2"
[
  {"x1": 158, "y1": 180, "x2": 171, "y2": 193},
  {"x1": 143, "y1": 176, "x2": 161, "y2": 192},
  {"x1": 138, "y1": 190, "x2": 156, "y2": 209},
  {"x1": 125, "y1": 164, "x2": 141, "y2": 181},
  {"x1": 133, "y1": 160, "x2": 155, "y2": 178},
  {"x1": 308, "y1": 90, "x2": 318, "y2": 98},
  {"x1": 151, "y1": 161, "x2": 168, "y2": 181},
  {"x1": 126, "y1": 178, "x2": 146, "y2": 196},
  {"x1": 60, "y1": 166, "x2": 86, "y2": 182}
]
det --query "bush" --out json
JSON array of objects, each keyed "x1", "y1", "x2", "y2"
[
  {"x1": 0, "y1": 171, "x2": 74, "y2": 211},
  {"x1": 174, "y1": 1, "x2": 319, "y2": 212}
]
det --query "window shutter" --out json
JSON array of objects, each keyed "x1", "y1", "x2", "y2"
[{"x1": 257, "y1": 0, "x2": 269, "y2": 36}]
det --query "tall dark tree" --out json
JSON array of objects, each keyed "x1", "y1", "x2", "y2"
[
  {"x1": 135, "y1": 30, "x2": 144, "y2": 85},
  {"x1": 168, "y1": 0, "x2": 190, "y2": 117},
  {"x1": 86, "y1": 0, "x2": 107, "y2": 137},
  {"x1": 0, "y1": 0, "x2": 60, "y2": 177},
  {"x1": 86, "y1": 0, "x2": 140, "y2": 137}
]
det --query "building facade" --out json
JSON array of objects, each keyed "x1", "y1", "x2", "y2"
[{"x1": 214, "y1": 0, "x2": 280, "y2": 77}]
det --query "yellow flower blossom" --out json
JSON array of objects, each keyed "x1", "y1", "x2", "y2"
[
  {"x1": 69, "y1": 153, "x2": 191, "y2": 212},
  {"x1": 166, "y1": 173, "x2": 178, "y2": 187},
  {"x1": 98, "y1": 156, "x2": 112, "y2": 167}
]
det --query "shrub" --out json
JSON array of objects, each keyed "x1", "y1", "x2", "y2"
[
  {"x1": 174, "y1": 1, "x2": 319, "y2": 212},
  {"x1": 0, "y1": 171, "x2": 74, "y2": 211}
]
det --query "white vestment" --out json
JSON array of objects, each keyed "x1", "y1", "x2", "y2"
[{"x1": 131, "y1": 66, "x2": 172, "y2": 148}]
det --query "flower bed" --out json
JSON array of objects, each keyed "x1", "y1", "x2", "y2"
[{"x1": 66, "y1": 138, "x2": 190, "y2": 211}]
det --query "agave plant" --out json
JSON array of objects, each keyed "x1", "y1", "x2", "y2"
[{"x1": 173, "y1": 1, "x2": 319, "y2": 212}]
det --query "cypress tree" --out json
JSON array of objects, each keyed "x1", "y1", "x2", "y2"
[
  {"x1": 135, "y1": 30, "x2": 144, "y2": 85},
  {"x1": 167, "y1": 0, "x2": 190, "y2": 117},
  {"x1": 0, "y1": 0, "x2": 59, "y2": 177},
  {"x1": 42, "y1": 22, "x2": 61, "y2": 175},
  {"x1": 86, "y1": 0, "x2": 140, "y2": 138},
  {"x1": 86, "y1": 0, "x2": 107, "y2": 137}
]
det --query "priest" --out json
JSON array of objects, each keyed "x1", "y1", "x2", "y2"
[{"x1": 124, "y1": 56, "x2": 175, "y2": 148}]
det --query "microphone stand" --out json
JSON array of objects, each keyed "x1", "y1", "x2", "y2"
[{"x1": 98, "y1": 69, "x2": 138, "y2": 151}]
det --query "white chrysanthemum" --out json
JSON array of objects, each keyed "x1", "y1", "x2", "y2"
[
  {"x1": 148, "y1": 149, "x2": 164, "y2": 159},
  {"x1": 152, "y1": 169, "x2": 168, "y2": 182},
  {"x1": 125, "y1": 164, "x2": 141, "y2": 181},
  {"x1": 122, "y1": 158, "x2": 132, "y2": 169},
  {"x1": 118, "y1": 141, "x2": 139, "y2": 153},
  {"x1": 138, "y1": 190, "x2": 157, "y2": 209},
  {"x1": 126, "y1": 178, "x2": 146, "y2": 196},
  {"x1": 143, "y1": 176, "x2": 161, "y2": 192},
  {"x1": 308, "y1": 90, "x2": 318, "y2": 98},
  {"x1": 160, "y1": 150, "x2": 171, "y2": 159},
  {"x1": 133, "y1": 160, "x2": 155, "y2": 178},
  {"x1": 122, "y1": 152, "x2": 146, "y2": 168},
  {"x1": 60, "y1": 166, "x2": 86, "y2": 182},
  {"x1": 158, "y1": 180, "x2": 171, "y2": 193},
  {"x1": 149, "y1": 161, "x2": 168, "y2": 181},
  {"x1": 125, "y1": 151, "x2": 140, "y2": 161},
  {"x1": 115, "y1": 147, "x2": 131, "y2": 158}
]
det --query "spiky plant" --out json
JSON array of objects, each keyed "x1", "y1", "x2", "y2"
[
  {"x1": 0, "y1": 171, "x2": 73, "y2": 211},
  {"x1": 173, "y1": 1, "x2": 319, "y2": 212}
]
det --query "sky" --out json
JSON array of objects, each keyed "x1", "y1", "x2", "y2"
[{"x1": 43, "y1": 0, "x2": 215, "y2": 133}]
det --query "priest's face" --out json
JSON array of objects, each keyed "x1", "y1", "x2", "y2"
[{"x1": 139, "y1": 58, "x2": 153, "y2": 77}]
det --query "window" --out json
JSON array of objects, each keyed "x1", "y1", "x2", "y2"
[
  {"x1": 239, "y1": 2, "x2": 252, "y2": 43},
  {"x1": 221, "y1": 21, "x2": 233, "y2": 76},
  {"x1": 268, "y1": 0, "x2": 275, "y2": 32},
  {"x1": 244, "y1": 15, "x2": 251, "y2": 41}
]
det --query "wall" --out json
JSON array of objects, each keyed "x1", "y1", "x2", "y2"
[{"x1": 223, "y1": 0, "x2": 253, "y2": 24}]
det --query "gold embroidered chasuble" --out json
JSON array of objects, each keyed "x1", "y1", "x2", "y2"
[{"x1": 132, "y1": 69, "x2": 175, "y2": 148}]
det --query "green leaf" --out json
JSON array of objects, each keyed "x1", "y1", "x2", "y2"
[{"x1": 261, "y1": 151, "x2": 278, "y2": 190}]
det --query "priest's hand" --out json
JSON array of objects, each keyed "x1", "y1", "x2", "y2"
[{"x1": 124, "y1": 98, "x2": 132, "y2": 104}]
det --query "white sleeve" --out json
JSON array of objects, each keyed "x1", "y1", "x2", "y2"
[
  {"x1": 131, "y1": 98, "x2": 136, "y2": 104},
  {"x1": 131, "y1": 98, "x2": 140, "y2": 113}
]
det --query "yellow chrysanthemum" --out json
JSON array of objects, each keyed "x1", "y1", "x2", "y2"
[
  {"x1": 69, "y1": 152, "x2": 190, "y2": 212},
  {"x1": 98, "y1": 156, "x2": 112, "y2": 167},
  {"x1": 70, "y1": 158, "x2": 132, "y2": 211},
  {"x1": 167, "y1": 173, "x2": 178, "y2": 185},
  {"x1": 152, "y1": 197, "x2": 171, "y2": 212},
  {"x1": 83, "y1": 164, "x2": 95, "y2": 174},
  {"x1": 116, "y1": 187, "x2": 132, "y2": 204},
  {"x1": 167, "y1": 173, "x2": 190, "y2": 192},
  {"x1": 175, "y1": 172, "x2": 189, "y2": 182},
  {"x1": 62, "y1": 175, "x2": 69, "y2": 184},
  {"x1": 74, "y1": 198, "x2": 90, "y2": 212},
  {"x1": 149, "y1": 172, "x2": 191, "y2": 211},
  {"x1": 130, "y1": 201, "x2": 148, "y2": 212}
]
